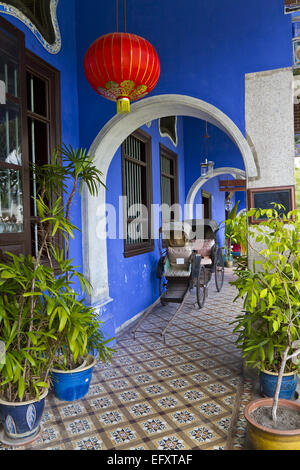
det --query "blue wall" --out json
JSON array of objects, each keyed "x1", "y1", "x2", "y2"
[
  {"x1": 75, "y1": 0, "x2": 292, "y2": 148},
  {"x1": 183, "y1": 118, "x2": 245, "y2": 193}
]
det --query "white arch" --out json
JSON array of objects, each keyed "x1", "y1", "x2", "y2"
[
  {"x1": 185, "y1": 167, "x2": 246, "y2": 219},
  {"x1": 81, "y1": 94, "x2": 257, "y2": 306}
]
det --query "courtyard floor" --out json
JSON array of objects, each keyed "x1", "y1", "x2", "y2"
[{"x1": 0, "y1": 268, "x2": 255, "y2": 451}]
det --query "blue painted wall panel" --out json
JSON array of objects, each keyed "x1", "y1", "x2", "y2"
[{"x1": 75, "y1": 0, "x2": 292, "y2": 146}]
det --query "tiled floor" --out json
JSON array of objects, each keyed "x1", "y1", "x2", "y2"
[{"x1": 0, "y1": 268, "x2": 254, "y2": 450}]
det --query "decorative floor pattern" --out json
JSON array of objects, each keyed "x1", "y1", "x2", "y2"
[{"x1": 0, "y1": 269, "x2": 253, "y2": 450}]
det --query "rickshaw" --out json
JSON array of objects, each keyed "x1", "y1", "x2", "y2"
[{"x1": 132, "y1": 219, "x2": 224, "y2": 342}]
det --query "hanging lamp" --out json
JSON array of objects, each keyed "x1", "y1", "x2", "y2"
[
  {"x1": 225, "y1": 197, "x2": 233, "y2": 212},
  {"x1": 83, "y1": 0, "x2": 160, "y2": 114},
  {"x1": 200, "y1": 121, "x2": 214, "y2": 177}
]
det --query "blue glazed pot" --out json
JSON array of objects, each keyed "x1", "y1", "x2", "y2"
[
  {"x1": 260, "y1": 370, "x2": 298, "y2": 400},
  {"x1": 51, "y1": 355, "x2": 96, "y2": 402},
  {"x1": 0, "y1": 389, "x2": 47, "y2": 445}
]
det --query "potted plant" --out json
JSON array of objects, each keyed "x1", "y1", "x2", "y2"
[
  {"x1": 49, "y1": 292, "x2": 114, "y2": 402},
  {"x1": 0, "y1": 251, "x2": 64, "y2": 446},
  {"x1": 0, "y1": 145, "x2": 114, "y2": 445},
  {"x1": 229, "y1": 203, "x2": 300, "y2": 450},
  {"x1": 223, "y1": 201, "x2": 240, "y2": 267},
  {"x1": 32, "y1": 144, "x2": 115, "y2": 402}
]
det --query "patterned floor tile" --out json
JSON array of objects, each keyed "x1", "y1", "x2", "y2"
[
  {"x1": 89, "y1": 396, "x2": 115, "y2": 410},
  {"x1": 58, "y1": 402, "x2": 88, "y2": 419},
  {"x1": 72, "y1": 435, "x2": 103, "y2": 450},
  {"x1": 33, "y1": 425, "x2": 62, "y2": 446},
  {"x1": 155, "y1": 395, "x2": 184, "y2": 410},
  {"x1": 171, "y1": 409, "x2": 196, "y2": 425},
  {"x1": 97, "y1": 409, "x2": 125, "y2": 426},
  {"x1": 155, "y1": 434, "x2": 188, "y2": 450},
  {"x1": 0, "y1": 269, "x2": 254, "y2": 451},
  {"x1": 181, "y1": 389, "x2": 205, "y2": 402},
  {"x1": 187, "y1": 424, "x2": 225, "y2": 448},
  {"x1": 65, "y1": 417, "x2": 95, "y2": 436},
  {"x1": 110, "y1": 426, "x2": 137, "y2": 446},
  {"x1": 128, "y1": 402, "x2": 154, "y2": 418},
  {"x1": 141, "y1": 417, "x2": 169, "y2": 435},
  {"x1": 118, "y1": 389, "x2": 142, "y2": 403},
  {"x1": 143, "y1": 384, "x2": 167, "y2": 396}
]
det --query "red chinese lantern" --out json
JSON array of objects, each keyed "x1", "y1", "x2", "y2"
[{"x1": 84, "y1": 32, "x2": 160, "y2": 114}]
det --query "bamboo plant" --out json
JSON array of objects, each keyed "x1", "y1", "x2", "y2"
[
  {"x1": 223, "y1": 201, "x2": 240, "y2": 264},
  {"x1": 0, "y1": 145, "x2": 114, "y2": 403},
  {"x1": 229, "y1": 203, "x2": 300, "y2": 422}
]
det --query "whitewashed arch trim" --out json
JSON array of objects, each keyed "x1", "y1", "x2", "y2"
[
  {"x1": 82, "y1": 94, "x2": 256, "y2": 306},
  {"x1": 185, "y1": 167, "x2": 246, "y2": 220}
]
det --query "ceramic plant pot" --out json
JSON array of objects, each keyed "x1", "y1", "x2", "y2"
[
  {"x1": 260, "y1": 370, "x2": 298, "y2": 400},
  {"x1": 0, "y1": 389, "x2": 48, "y2": 446},
  {"x1": 51, "y1": 355, "x2": 96, "y2": 402},
  {"x1": 245, "y1": 398, "x2": 300, "y2": 450}
]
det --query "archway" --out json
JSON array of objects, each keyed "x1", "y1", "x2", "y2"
[
  {"x1": 81, "y1": 94, "x2": 257, "y2": 306},
  {"x1": 185, "y1": 167, "x2": 246, "y2": 220}
]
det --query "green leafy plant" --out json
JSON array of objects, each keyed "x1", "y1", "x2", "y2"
[
  {"x1": 0, "y1": 145, "x2": 114, "y2": 403},
  {"x1": 222, "y1": 201, "x2": 240, "y2": 262},
  {"x1": 230, "y1": 203, "x2": 300, "y2": 421}
]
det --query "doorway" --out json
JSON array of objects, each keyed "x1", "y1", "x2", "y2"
[{"x1": 202, "y1": 190, "x2": 212, "y2": 219}]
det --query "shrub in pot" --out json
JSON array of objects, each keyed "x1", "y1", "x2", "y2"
[
  {"x1": 223, "y1": 201, "x2": 240, "y2": 267},
  {"x1": 33, "y1": 144, "x2": 115, "y2": 401},
  {"x1": 49, "y1": 292, "x2": 114, "y2": 401},
  {"x1": 0, "y1": 145, "x2": 114, "y2": 444},
  {"x1": 229, "y1": 204, "x2": 300, "y2": 450},
  {"x1": 0, "y1": 248, "x2": 81, "y2": 444}
]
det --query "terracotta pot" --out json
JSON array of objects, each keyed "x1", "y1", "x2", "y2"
[{"x1": 244, "y1": 398, "x2": 300, "y2": 450}]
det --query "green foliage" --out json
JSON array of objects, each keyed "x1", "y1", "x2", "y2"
[
  {"x1": 295, "y1": 160, "x2": 300, "y2": 211},
  {"x1": 0, "y1": 145, "x2": 114, "y2": 403},
  {"x1": 231, "y1": 203, "x2": 300, "y2": 374},
  {"x1": 222, "y1": 201, "x2": 241, "y2": 261}
]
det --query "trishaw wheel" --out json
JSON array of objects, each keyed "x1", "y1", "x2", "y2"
[
  {"x1": 196, "y1": 265, "x2": 206, "y2": 309},
  {"x1": 215, "y1": 251, "x2": 224, "y2": 292}
]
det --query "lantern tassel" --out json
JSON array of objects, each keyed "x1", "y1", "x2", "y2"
[{"x1": 117, "y1": 97, "x2": 130, "y2": 114}]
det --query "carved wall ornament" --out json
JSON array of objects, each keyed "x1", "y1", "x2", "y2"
[{"x1": 0, "y1": 0, "x2": 61, "y2": 54}]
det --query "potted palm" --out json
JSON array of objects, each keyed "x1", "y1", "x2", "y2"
[
  {"x1": 0, "y1": 145, "x2": 114, "y2": 445},
  {"x1": 0, "y1": 251, "x2": 65, "y2": 446},
  {"x1": 32, "y1": 144, "x2": 115, "y2": 402},
  {"x1": 229, "y1": 203, "x2": 300, "y2": 450}
]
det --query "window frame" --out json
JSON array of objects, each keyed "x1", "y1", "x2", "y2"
[
  {"x1": 0, "y1": 15, "x2": 61, "y2": 260},
  {"x1": 159, "y1": 143, "x2": 179, "y2": 222},
  {"x1": 25, "y1": 49, "x2": 62, "y2": 259},
  {"x1": 0, "y1": 15, "x2": 30, "y2": 256},
  {"x1": 121, "y1": 128, "x2": 154, "y2": 258},
  {"x1": 25, "y1": 49, "x2": 61, "y2": 159}
]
